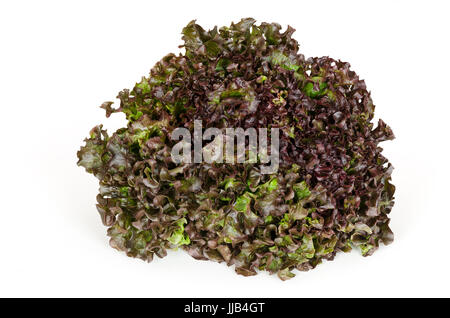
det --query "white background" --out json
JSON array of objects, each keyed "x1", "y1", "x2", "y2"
[{"x1": 1, "y1": 0, "x2": 449, "y2": 297}]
